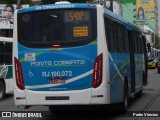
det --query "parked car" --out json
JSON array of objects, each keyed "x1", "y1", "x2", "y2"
[{"x1": 148, "y1": 57, "x2": 157, "y2": 69}]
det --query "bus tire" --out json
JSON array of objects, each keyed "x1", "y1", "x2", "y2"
[
  {"x1": 120, "y1": 81, "x2": 128, "y2": 113},
  {"x1": 0, "y1": 80, "x2": 5, "y2": 101}
]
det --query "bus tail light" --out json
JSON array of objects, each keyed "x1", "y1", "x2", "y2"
[
  {"x1": 52, "y1": 44, "x2": 61, "y2": 47},
  {"x1": 92, "y1": 53, "x2": 103, "y2": 88},
  {"x1": 14, "y1": 57, "x2": 25, "y2": 90}
]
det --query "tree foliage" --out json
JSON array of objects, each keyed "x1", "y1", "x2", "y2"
[
  {"x1": 0, "y1": 0, "x2": 92, "y2": 5},
  {"x1": 20, "y1": 0, "x2": 34, "y2": 5},
  {"x1": 0, "y1": 0, "x2": 34, "y2": 5},
  {"x1": 42, "y1": 0, "x2": 92, "y2": 4},
  {"x1": 0, "y1": 0, "x2": 17, "y2": 4}
]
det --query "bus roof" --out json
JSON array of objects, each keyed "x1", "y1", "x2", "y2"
[
  {"x1": 0, "y1": 37, "x2": 13, "y2": 42},
  {"x1": 17, "y1": 3, "x2": 96, "y2": 14},
  {"x1": 17, "y1": 3, "x2": 141, "y2": 32},
  {"x1": 104, "y1": 8, "x2": 141, "y2": 32}
]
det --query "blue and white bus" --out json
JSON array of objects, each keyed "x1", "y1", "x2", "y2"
[{"x1": 13, "y1": 2, "x2": 147, "y2": 112}]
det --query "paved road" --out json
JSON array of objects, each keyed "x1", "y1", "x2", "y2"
[{"x1": 0, "y1": 69, "x2": 160, "y2": 120}]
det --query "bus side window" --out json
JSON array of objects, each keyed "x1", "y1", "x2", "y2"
[
  {"x1": 114, "y1": 22, "x2": 119, "y2": 52},
  {"x1": 137, "y1": 33, "x2": 141, "y2": 53},
  {"x1": 133, "y1": 31, "x2": 138, "y2": 53},
  {"x1": 139, "y1": 34, "x2": 141, "y2": 53},
  {"x1": 121, "y1": 26, "x2": 125, "y2": 52},
  {"x1": 116, "y1": 23, "x2": 124, "y2": 52},
  {"x1": 135, "y1": 32, "x2": 138, "y2": 53},
  {"x1": 104, "y1": 17, "x2": 112, "y2": 51},
  {"x1": 141, "y1": 35, "x2": 144, "y2": 53},
  {"x1": 124, "y1": 28, "x2": 129, "y2": 53},
  {"x1": 0, "y1": 42, "x2": 4, "y2": 65},
  {"x1": 136, "y1": 32, "x2": 142, "y2": 53},
  {"x1": 104, "y1": 18, "x2": 109, "y2": 50},
  {"x1": 109, "y1": 20, "x2": 116, "y2": 51},
  {"x1": 139, "y1": 34, "x2": 143, "y2": 53},
  {"x1": 4, "y1": 42, "x2": 12, "y2": 65}
]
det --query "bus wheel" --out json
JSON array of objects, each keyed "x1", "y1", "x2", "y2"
[
  {"x1": 0, "y1": 80, "x2": 5, "y2": 101},
  {"x1": 120, "y1": 82, "x2": 128, "y2": 113}
]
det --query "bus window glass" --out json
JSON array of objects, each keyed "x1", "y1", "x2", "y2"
[
  {"x1": 124, "y1": 29, "x2": 129, "y2": 52},
  {"x1": 18, "y1": 9, "x2": 96, "y2": 47},
  {"x1": 116, "y1": 24, "x2": 123, "y2": 52},
  {"x1": 109, "y1": 20, "x2": 115, "y2": 51},
  {"x1": 4, "y1": 42, "x2": 12, "y2": 65},
  {"x1": 133, "y1": 31, "x2": 137, "y2": 53},
  {"x1": 0, "y1": 42, "x2": 4, "y2": 65},
  {"x1": 137, "y1": 33, "x2": 141, "y2": 53},
  {"x1": 65, "y1": 10, "x2": 91, "y2": 40},
  {"x1": 104, "y1": 18, "x2": 111, "y2": 51}
]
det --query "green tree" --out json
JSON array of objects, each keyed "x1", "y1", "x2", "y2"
[
  {"x1": 42, "y1": 0, "x2": 92, "y2": 4},
  {"x1": 0, "y1": 0, "x2": 17, "y2": 4},
  {"x1": 0, "y1": 0, "x2": 92, "y2": 5},
  {"x1": 0, "y1": 0, "x2": 34, "y2": 5},
  {"x1": 21, "y1": 0, "x2": 34, "y2": 6}
]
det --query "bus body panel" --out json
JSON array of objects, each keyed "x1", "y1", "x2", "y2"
[
  {"x1": 91, "y1": 5, "x2": 110, "y2": 104},
  {"x1": 16, "y1": 40, "x2": 98, "y2": 105},
  {"x1": 5, "y1": 79, "x2": 13, "y2": 93},
  {"x1": 14, "y1": 89, "x2": 27, "y2": 105},
  {"x1": 25, "y1": 89, "x2": 91, "y2": 105},
  {"x1": 109, "y1": 53, "x2": 130, "y2": 103},
  {"x1": 18, "y1": 42, "x2": 97, "y2": 91},
  {"x1": 134, "y1": 54, "x2": 143, "y2": 92},
  {"x1": 109, "y1": 53, "x2": 144, "y2": 103}
]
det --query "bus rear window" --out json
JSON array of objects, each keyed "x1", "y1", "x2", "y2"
[{"x1": 18, "y1": 9, "x2": 97, "y2": 48}]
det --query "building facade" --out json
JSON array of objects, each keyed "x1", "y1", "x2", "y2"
[
  {"x1": 95, "y1": 0, "x2": 122, "y2": 16},
  {"x1": 121, "y1": 0, "x2": 158, "y2": 33},
  {"x1": 158, "y1": 0, "x2": 160, "y2": 36},
  {"x1": 0, "y1": 4, "x2": 29, "y2": 37}
]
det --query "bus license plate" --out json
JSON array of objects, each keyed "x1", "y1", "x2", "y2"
[{"x1": 50, "y1": 78, "x2": 65, "y2": 84}]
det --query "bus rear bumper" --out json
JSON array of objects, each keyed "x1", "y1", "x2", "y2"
[
  {"x1": 14, "y1": 87, "x2": 110, "y2": 106},
  {"x1": 14, "y1": 89, "x2": 27, "y2": 105},
  {"x1": 15, "y1": 88, "x2": 92, "y2": 106}
]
